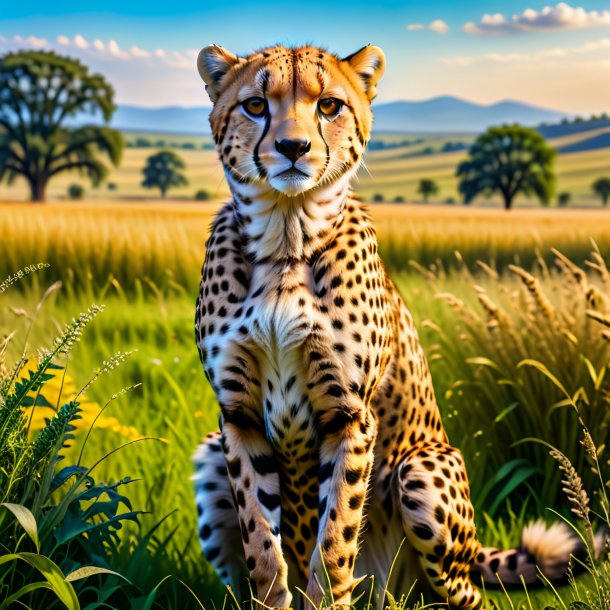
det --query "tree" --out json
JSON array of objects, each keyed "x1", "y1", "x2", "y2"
[
  {"x1": 456, "y1": 125, "x2": 556, "y2": 210},
  {"x1": 141, "y1": 151, "x2": 188, "y2": 198},
  {"x1": 592, "y1": 177, "x2": 610, "y2": 207},
  {"x1": 372, "y1": 193, "x2": 384, "y2": 203},
  {"x1": 557, "y1": 191, "x2": 571, "y2": 207},
  {"x1": 417, "y1": 178, "x2": 439, "y2": 202},
  {"x1": 0, "y1": 51, "x2": 123, "y2": 202}
]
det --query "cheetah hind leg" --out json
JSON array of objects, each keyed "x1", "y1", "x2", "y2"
[
  {"x1": 193, "y1": 432, "x2": 249, "y2": 600},
  {"x1": 395, "y1": 440, "x2": 481, "y2": 609}
]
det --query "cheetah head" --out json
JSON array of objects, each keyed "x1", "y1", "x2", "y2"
[{"x1": 197, "y1": 44, "x2": 385, "y2": 197}]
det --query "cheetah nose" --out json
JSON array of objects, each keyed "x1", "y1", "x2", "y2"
[{"x1": 275, "y1": 138, "x2": 311, "y2": 163}]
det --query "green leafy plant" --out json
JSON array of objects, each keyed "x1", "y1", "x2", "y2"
[{"x1": 0, "y1": 270, "x2": 207, "y2": 609}]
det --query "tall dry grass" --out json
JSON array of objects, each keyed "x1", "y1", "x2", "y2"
[
  {"x1": 399, "y1": 247, "x2": 610, "y2": 517},
  {"x1": 1, "y1": 202, "x2": 609, "y2": 294}
]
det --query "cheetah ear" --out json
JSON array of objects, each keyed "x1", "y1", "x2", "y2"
[
  {"x1": 342, "y1": 45, "x2": 386, "y2": 101},
  {"x1": 197, "y1": 45, "x2": 244, "y2": 102}
]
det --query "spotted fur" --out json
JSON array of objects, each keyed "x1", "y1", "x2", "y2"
[{"x1": 192, "y1": 44, "x2": 580, "y2": 609}]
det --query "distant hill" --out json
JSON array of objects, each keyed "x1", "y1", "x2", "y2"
[
  {"x1": 112, "y1": 105, "x2": 211, "y2": 134},
  {"x1": 538, "y1": 117, "x2": 610, "y2": 139},
  {"x1": 556, "y1": 129, "x2": 610, "y2": 154},
  {"x1": 371, "y1": 97, "x2": 568, "y2": 133},
  {"x1": 107, "y1": 96, "x2": 570, "y2": 135}
]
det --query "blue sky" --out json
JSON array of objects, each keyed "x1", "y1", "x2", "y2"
[{"x1": 1, "y1": 1, "x2": 609, "y2": 112}]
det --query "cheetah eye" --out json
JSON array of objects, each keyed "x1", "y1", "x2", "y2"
[
  {"x1": 242, "y1": 97, "x2": 267, "y2": 118},
  {"x1": 318, "y1": 98, "x2": 344, "y2": 121}
]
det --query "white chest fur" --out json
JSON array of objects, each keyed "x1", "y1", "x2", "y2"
[
  {"x1": 247, "y1": 263, "x2": 313, "y2": 354},
  {"x1": 244, "y1": 263, "x2": 316, "y2": 450}
]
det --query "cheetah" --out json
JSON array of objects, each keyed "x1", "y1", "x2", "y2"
[{"x1": 192, "y1": 44, "x2": 580, "y2": 609}]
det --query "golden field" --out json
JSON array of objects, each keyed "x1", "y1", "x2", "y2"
[{"x1": 1, "y1": 201, "x2": 608, "y2": 294}]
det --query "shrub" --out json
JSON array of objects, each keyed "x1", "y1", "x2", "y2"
[
  {"x1": 393, "y1": 195, "x2": 405, "y2": 203},
  {"x1": 372, "y1": 193, "x2": 384, "y2": 203},
  {"x1": 0, "y1": 293, "x2": 134, "y2": 606},
  {"x1": 67, "y1": 184, "x2": 84, "y2": 200},
  {"x1": 0, "y1": 271, "x2": 204, "y2": 609},
  {"x1": 194, "y1": 189, "x2": 210, "y2": 201},
  {"x1": 107, "y1": 182, "x2": 118, "y2": 191},
  {"x1": 557, "y1": 191, "x2": 571, "y2": 207}
]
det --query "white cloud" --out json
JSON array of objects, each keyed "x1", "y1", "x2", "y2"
[
  {"x1": 130, "y1": 45, "x2": 150, "y2": 58},
  {"x1": 73, "y1": 34, "x2": 89, "y2": 49},
  {"x1": 107, "y1": 40, "x2": 129, "y2": 59},
  {"x1": 0, "y1": 31, "x2": 199, "y2": 72},
  {"x1": 429, "y1": 20, "x2": 450, "y2": 34},
  {"x1": 464, "y1": 2, "x2": 610, "y2": 35},
  {"x1": 406, "y1": 19, "x2": 450, "y2": 34},
  {"x1": 25, "y1": 36, "x2": 48, "y2": 48},
  {"x1": 440, "y1": 37, "x2": 610, "y2": 65},
  {"x1": 0, "y1": 34, "x2": 48, "y2": 48}
]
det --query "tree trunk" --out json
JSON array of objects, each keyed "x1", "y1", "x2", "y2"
[
  {"x1": 160, "y1": 187, "x2": 167, "y2": 199},
  {"x1": 29, "y1": 176, "x2": 46, "y2": 203},
  {"x1": 503, "y1": 193, "x2": 514, "y2": 210}
]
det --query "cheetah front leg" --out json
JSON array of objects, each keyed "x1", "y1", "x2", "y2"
[
  {"x1": 220, "y1": 414, "x2": 292, "y2": 608},
  {"x1": 305, "y1": 407, "x2": 377, "y2": 608},
  {"x1": 396, "y1": 440, "x2": 481, "y2": 609}
]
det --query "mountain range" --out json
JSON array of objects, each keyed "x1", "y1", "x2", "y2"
[{"x1": 108, "y1": 96, "x2": 571, "y2": 135}]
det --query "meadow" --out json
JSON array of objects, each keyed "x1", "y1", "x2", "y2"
[
  {"x1": 1, "y1": 200, "x2": 609, "y2": 609},
  {"x1": 1, "y1": 127, "x2": 609, "y2": 206}
]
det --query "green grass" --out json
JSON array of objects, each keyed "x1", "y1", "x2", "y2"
[
  {"x1": 1, "y1": 199, "x2": 609, "y2": 608},
  {"x1": 2, "y1": 253, "x2": 609, "y2": 608},
  {"x1": 2, "y1": 283, "x2": 225, "y2": 605}
]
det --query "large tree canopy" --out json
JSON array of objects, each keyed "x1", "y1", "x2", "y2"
[
  {"x1": 0, "y1": 50, "x2": 123, "y2": 202},
  {"x1": 456, "y1": 125, "x2": 556, "y2": 210}
]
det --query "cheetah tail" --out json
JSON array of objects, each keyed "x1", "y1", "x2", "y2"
[{"x1": 473, "y1": 519, "x2": 607, "y2": 587}]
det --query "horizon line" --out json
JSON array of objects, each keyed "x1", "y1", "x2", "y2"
[{"x1": 114, "y1": 94, "x2": 589, "y2": 116}]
